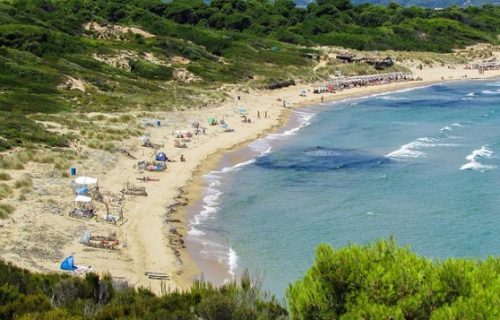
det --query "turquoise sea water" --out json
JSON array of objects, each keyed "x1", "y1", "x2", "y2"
[{"x1": 187, "y1": 79, "x2": 500, "y2": 297}]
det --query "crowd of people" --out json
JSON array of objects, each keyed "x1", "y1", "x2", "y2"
[
  {"x1": 320, "y1": 72, "x2": 417, "y2": 92},
  {"x1": 466, "y1": 61, "x2": 500, "y2": 74}
]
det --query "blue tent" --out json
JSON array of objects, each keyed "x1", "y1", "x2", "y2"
[
  {"x1": 60, "y1": 255, "x2": 77, "y2": 271},
  {"x1": 156, "y1": 152, "x2": 168, "y2": 162}
]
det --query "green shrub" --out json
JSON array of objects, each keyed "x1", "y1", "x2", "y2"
[
  {"x1": 0, "y1": 112, "x2": 69, "y2": 151},
  {"x1": 14, "y1": 175, "x2": 32, "y2": 189},
  {"x1": 54, "y1": 158, "x2": 70, "y2": 170},
  {"x1": 0, "y1": 172, "x2": 11, "y2": 181},
  {"x1": 0, "y1": 92, "x2": 68, "y2": 114},
  {"x1": 0, "y1": 24, "x2": 84, "y2": 57},
  {"x1": 0, "y1": 203, "x2": 14, "y2": 218},
  {"x1": 0, "y1": 261, "x2": 285, "y2": 318},
  {"x1": 0, "y1": 155, "x2": 24, "y2": 170},
  {"x1": 118, "y1": 114, "x2": 135, "y2": 123},
  {"x1": 90, "y1": 114, "x2": 107, "y2": 121},
  {"x1": 16, "y1": 150, "x2": 34, "y2": 163},
  {"x1": 0, "y1": 184, "x2": 13, "y2": 200},
  {"x1": 287, "y1": 239, "x2": 500, "y2": 319},
  {"x1": 129, "y1": 59, "x2": 173, "y2": 80}
]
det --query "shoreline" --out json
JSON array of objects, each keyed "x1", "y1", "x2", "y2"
[
  {"x1": 0, "y1": 64, "x2": 499, "y2": 294},
  {"x1": 175, "y1": 72, "x2": 500, "y2": 287},
  {"x1": 172, "y1": 108, "x2": 293, "y2": 287}
]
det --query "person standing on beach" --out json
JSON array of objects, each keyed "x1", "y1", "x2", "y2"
[
  {"x1": 264, "y1": 111, "x2": 268, "y2": 119},
  {"x1": 257, "y1": 111, "x2": 260, "y2": 119},
  {"x1": 321, "y1": 96, "x2": 324, "y2": 103}
]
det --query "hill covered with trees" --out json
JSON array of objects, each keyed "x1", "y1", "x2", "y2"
[
  {"x1": 0, "y1": 0, "x2": 498, "y2": 151},
  {"x1": 1, "y1": 239, "x2": 499, "y2": 318},
  {"x1": 347, "y1": 0, "x2": 498, "y2": 8},
  {"x1": 149, "y1": 0, "x2": 499, "y2": 51}
]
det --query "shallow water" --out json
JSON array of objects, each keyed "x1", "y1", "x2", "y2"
[{"x1": 187, "y1": 79, "x2": 500, "y2": 297}]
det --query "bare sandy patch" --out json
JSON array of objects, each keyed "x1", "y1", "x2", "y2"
[{"x1": 84, "y1": 22, "x2": 154, "y2": 40}]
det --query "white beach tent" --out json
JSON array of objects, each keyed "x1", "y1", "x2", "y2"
[{"x1": 74, "y1": 176, "x2": 98, "y2": 186}]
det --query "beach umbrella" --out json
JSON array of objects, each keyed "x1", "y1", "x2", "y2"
[{"x1": 74, "y1": 176, "x2": 98, "y2": 185}]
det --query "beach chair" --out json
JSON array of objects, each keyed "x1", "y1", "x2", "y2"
[{"x1": 121, "y1": 182, "x2": 147, "y2": 196}]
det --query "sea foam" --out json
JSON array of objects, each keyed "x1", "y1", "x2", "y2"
[
  {"x1": 250, "y1": 110, "x2": 315, "y2": 155},
  {"x1": 189, "y1": 181, "x2": 223, "y2": 227},
  {"x1": 227, "y1": 247, "x2": 238, "y2": 278},
  {"x1": 188, "y1": 227, "x2": 206, "y2": 236},
  {"x1": 481, "y1": 89, "x2": 500, "y2": 95},
  {"x1": 386, "y1": 137, "x2": 458, "y2": 159},
  {"x1": 460, "y1": 145, "x2": 496, "y2": 171}
]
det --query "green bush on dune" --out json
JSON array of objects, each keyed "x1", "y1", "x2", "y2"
[
  {"x1": 0, "y1": 203, "x2": 14, "y2": 218},
  {"x1": 0, "y1": 24, "x2": 83, "y2": 57},
  {"x1": 0, "y1": 112, "x2": 69, "y2": 151},
  {"x1": 0, "y1": 262, "x2": 287, "y2": 319},
  {"x1": 129, "y1": 59, "x2": 174, "y2": 80},
  {"x1": 287, "y1": 239, "x2": 500, "y2": 319}
]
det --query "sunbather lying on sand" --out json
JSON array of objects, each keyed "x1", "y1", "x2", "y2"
[
  {"x1": 136, "y1": 177, "x2": 160, "y2": 182},
  {"x1": 174, "y1": 140, "x2": 187, "y2": 148}
]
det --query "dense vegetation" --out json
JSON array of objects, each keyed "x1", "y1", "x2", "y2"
[
  {"x1": 0, "y1": 0, "x2": 498, "y2": 150},
  {"x1": 1, "y1": 239, "x2": 499, "y2": 318},
  {"x1": 0, "y1": 0, "x2": 319, "y2": 150},
  {"x1": 348, "y1": 0, "x2": 498, "y2": 8},
  {"x1": 139, "y1": 0, "x2": 499, "y2": 52},
  {"x1": 0, "y1": 261, "x2": 286, "y2": 319},
  {"x1": 287, "y1": 239, "x2": 500, "y2": 319},
  {"x1": 361, "y1": 0, "x2": 499, "y2": 7}
]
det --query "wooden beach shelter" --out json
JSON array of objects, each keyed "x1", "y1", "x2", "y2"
[
  {"x1": 74, "y1": 195, "x2": 92, "y2": 203},
  {"x1": 73, "y1": 176, "x2": 99, "y2": 197},
  {"x1": 69, "y1": 194, "x2": 96, "y2": 219},
  {"x1": 73, "y1": 195, "x2": 94, "y2": 211}
]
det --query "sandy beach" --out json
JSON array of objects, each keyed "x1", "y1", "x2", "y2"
[{"x1": 0, "y1": 61, "x2": 499, "y2": 294}]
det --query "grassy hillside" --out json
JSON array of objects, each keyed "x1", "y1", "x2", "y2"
[
  {"x1": 0, "y1": 0, "x2": 319, "y2": 151},
  {"x1": 0, "y1": 0, "x2": 498, "y2": 151}
]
